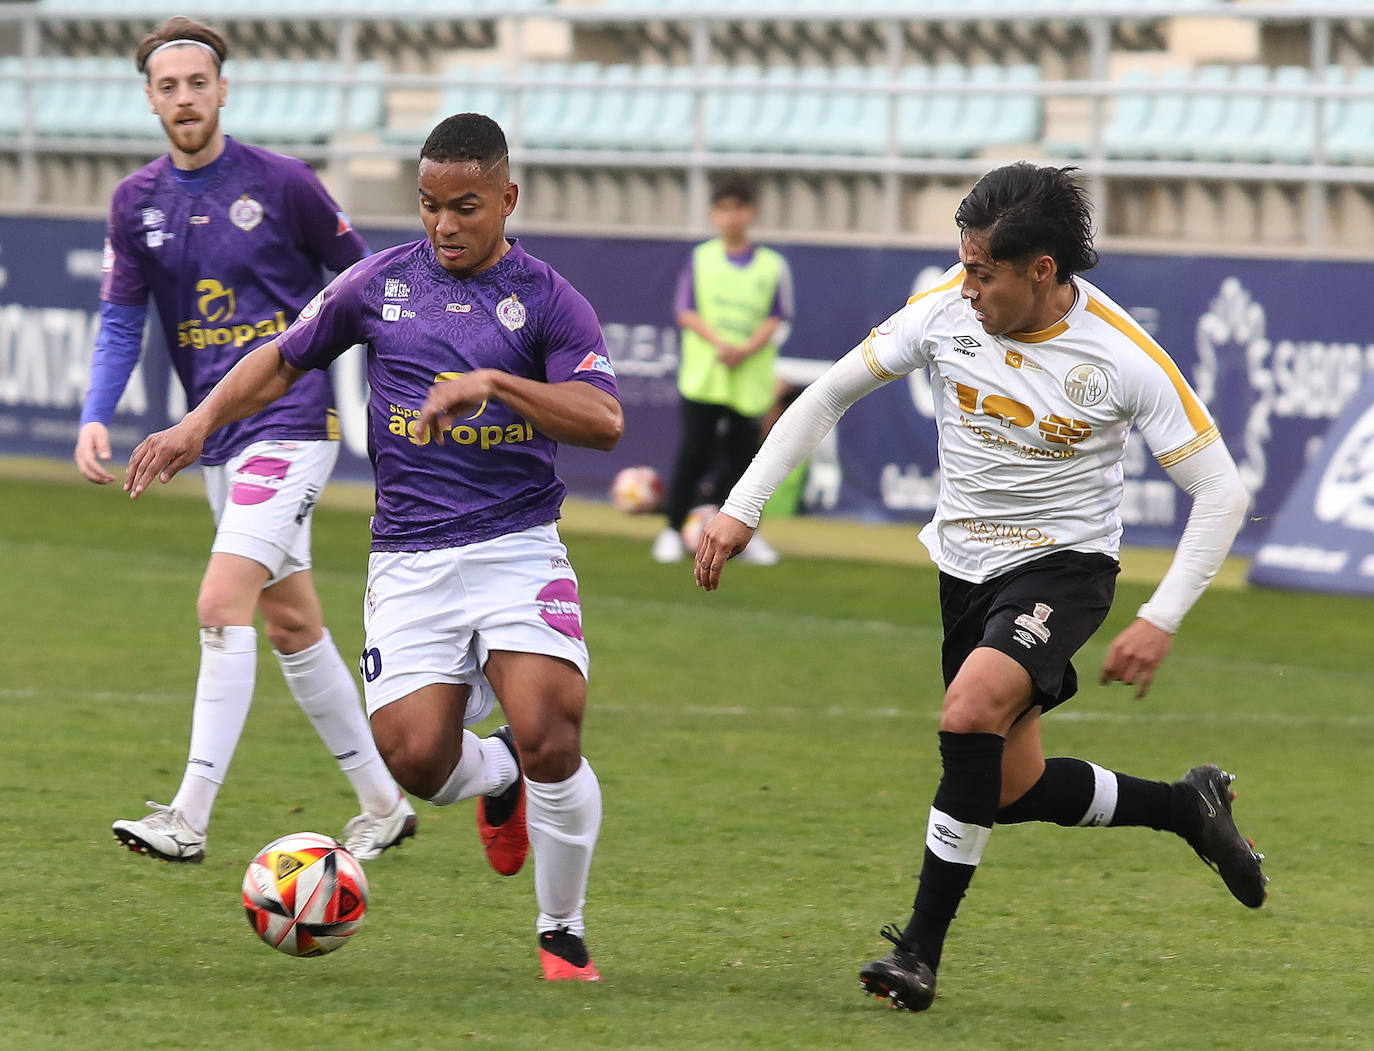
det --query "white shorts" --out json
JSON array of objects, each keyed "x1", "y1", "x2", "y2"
[
  {"x1": 358, "y1": 522, "x2": 591, "y2": 721},
  {"x1": 203, "y1": 439, "x2": 338, "y2": 586}
]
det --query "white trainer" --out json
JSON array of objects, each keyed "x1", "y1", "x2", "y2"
[
  {"x1": 736, "y1": 531, "x2": 781, "y2": 566},
  {"x1": 652, "y1": 526, "x2": 686, "y2": 563},
  {"x1": 112, "y1": 801, "x2": 207, "y2": 863},
  {"x1": 342, "y1": 794, "x2": 418, "y2": 861}
]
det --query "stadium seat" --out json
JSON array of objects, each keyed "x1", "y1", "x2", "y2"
[
  {"x1": 575, "y1": 64, "x2": 635, "y2": 152},
  {"x1": 898, "y1": 64, "x2": 971, "y2": 157},
  {"x1": 704, "y1": 65, "x2": 766, "y2": 153},
  {"x1": 0, "y1": 58, "x2": 24, "y2": 139},
  {"x1": 1233, "y1": 66, "x2": 1315, "y2": 165},
  {"x1": 1163, "y1": 64, "x2": 1236, "y2": 160},
  {"x1": 773, "y1": 67, "x2": 833, "y2": 154},
  {"x1": 1190, "y1": 64, "x2": 1268, "y2": 161},
  {"x1": 638, "y1": 66, "x2": 701, "y2": 152},
  {"x1": 814, "y1": 66, "x2": 889, "y2": 157},
  {"x1": 1114, "y1": 68, "x2": 1194, "y2": 160},
  {"x1": 735, "y1": 66, "x2": 801, "y2": 154},
  {"x1": 602, "y1": 65, "x2": 677, "y2": 152},
  {"x1": 1326, "y1": 67, "x2": 1374, "y2": 166}
]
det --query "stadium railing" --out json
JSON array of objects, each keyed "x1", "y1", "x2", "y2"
[{"x1": 3, "y1": 1, "x2": 1374, "y2": 251}]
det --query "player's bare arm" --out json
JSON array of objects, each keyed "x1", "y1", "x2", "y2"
[
  {"x1": 419, "y1": 370, "x2": 623, "y2": 451},
  {"x1": 125, "y1": 340, "x2": 304, "y2": 497},
  {"x1": 74, "y1": 421, "x2": 116, "y2": 484}
]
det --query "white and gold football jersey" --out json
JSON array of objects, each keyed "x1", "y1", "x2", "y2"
[{"x1": 864, "y1": 265, "x2": 1220, "y2": 582}]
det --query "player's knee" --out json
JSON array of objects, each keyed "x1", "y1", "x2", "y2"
[
  {"x1": 262, "y1": 617, "x2": 320, "y2": 655},
  {"x1": 515, "y1": 722, "x2": 581, "y2": 783},
  {"x1": 196, "y1": 586, "x2": 253, "y2": 628},
  {"x1": 378, "y1": 735, "x2": 451, "y2": 799},
  {"x1": 939, "y1": 687, "x2": 1004, "y2": 735}
]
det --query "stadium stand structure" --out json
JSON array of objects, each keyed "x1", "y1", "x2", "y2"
[{"x1": 3, "y1": 1, "x2": 1374, "y2": 252}]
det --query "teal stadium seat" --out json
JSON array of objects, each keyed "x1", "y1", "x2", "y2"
[
  {"x1": 1161, "y1": 64, "x2": 1233, "y2": 160},
  {"x1": 703, "y1": 65, "x2": 765, "y2": 153},
  {"x1": 1190, "y1": 64, "x2": 1267, "y2": 161},
  {"x1": 898, "y1": 64, "x2": 969, "y2": 157},
  {"x1": 598, "y1": 65, "x2": 672, "y2": 151},
  {"x1": 1234, "y1": 66, "x2": 1314, "y2": 165},
  {"x1": 578, "y1": 64, "x2": 636, "y2": 151},
  {"x1": 1326, "y1": 67, "x2": 1374, "y2": 166},
  {"x1": 0, "y1": 58, "x2": 24, "y2": 138},
  {"x1": 533, "y1": 63, "x2": 603, "y2": 150},
  {"x1": 520, "y1": 62, "x2": 572, "y2": 149},
  {"x1": 735, "y1": 66, "x2": 801, "y2": 154},
  {"x1": 815, "y1": 67, "x2": 889, "y2": 157},
  {"x1": 1113, "y1": 68, "x2": 1192, "y2": 160},
  {"x1": 638, "y1": 66, "x2": 700, "y2": 152},
  {"x1": 773, "y1": 66, "x2": 833, "y2": 154}
]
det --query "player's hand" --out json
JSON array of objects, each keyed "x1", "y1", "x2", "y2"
[
  {"x1": 418, "y1": 372, "x2": 495, "y2": 445},
  {"x1": 1100, "y1": 617, "x2": 1174, "y2": 700},
  {"x1": 74, "y1": 421, "x2": 115, "y2": 484},
  {"x1": 694, "y1": 511, "x2": 755, "y2": 591},
  {"x1": 124, "y1": 419, "x2": 206, "y2": 498}
]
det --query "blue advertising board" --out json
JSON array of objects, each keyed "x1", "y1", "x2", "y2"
[
  {"x1": 2, "y1": 212, "x2": 1372, "y2": 555},
  {"x1": 1247, "y1": 369, "x2": 1374, "y2": 595}
]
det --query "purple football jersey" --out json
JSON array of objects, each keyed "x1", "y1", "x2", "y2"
[
  {"x1": 277, "y1": 239, "x2": 620, "y2": 551},
  {"x1": 100, "y1": 137, "x2": 369, "y2": 464}
]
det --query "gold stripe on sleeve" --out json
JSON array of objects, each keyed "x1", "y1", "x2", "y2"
[
  {"x1": 1085, "y1": 296, "x2": 1213, "y2": 435},
  {"x1": 1157, "y1": 425, "x2": 1220, "y2": 469},
  {"x1": 861, "y1": 334, "x2": 902, "y2": 382}
]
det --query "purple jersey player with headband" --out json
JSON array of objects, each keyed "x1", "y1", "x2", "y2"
[
  {"x1": 124, "y1": 113, "x2": 625, "y2": 982},
  {"x1": 76, "y1": 16, "x2": 416, "y2": 867}
]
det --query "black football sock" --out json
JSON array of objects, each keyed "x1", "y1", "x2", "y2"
[
  {"x1": 996, "y1": 757, "x2": 1201, "y2": 839},
  {"x1": 899, "y1": 730, "x2": 1004, "y2": 973}
]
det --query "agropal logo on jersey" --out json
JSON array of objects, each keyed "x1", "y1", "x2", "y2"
[
  {"x1": 388, "y1": 371, "x2": 535, "y2": 450},
  {"x1": 177, "y1": 278, "x2": 289, "y2": 350}
]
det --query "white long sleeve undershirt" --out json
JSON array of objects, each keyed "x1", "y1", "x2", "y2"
[{"x1": 721, "y1": 344, "x2": 1249, "y2": 635}]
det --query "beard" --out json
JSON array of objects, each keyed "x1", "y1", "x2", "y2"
[{"x1": 161, "y1": 111, "x2": 218, "y2": 158}]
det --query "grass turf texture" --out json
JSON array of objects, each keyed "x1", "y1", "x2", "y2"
[{"x1": 1, "y1": 461, "x2": 1369, "y2": 1049}]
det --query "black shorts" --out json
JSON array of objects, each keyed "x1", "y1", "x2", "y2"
[{"x1": 938, "y1": 549, "x2": 1120, "y2": 713}]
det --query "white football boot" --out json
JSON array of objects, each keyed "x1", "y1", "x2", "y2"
[
  {"x1": 341, "y1": 794, "x2": 418, "y2": 861},
  {"x1": 112, "y1": 802, "x2": 207, "y2": 863}
]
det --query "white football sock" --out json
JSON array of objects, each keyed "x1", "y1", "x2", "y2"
[
  {"x1": 427, "y1": 729, "x2": 518, "y2": 806},
  {"x1": 527, "y1": 758, "x2": 602, "y2": 937},
  {"x1": 170, "y1": 625, "x2": 258, "y2": 832},
  {"x1": 275, "y1": 628, "x2": 398, "y2": 817}
]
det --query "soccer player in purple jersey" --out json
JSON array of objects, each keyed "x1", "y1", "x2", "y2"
[
  {"x1": 74, "y1": 17, "x2": 415, "y2": 865},
  {"x1": 124, "y1": 113, "x2": 624, "y2": 981}
]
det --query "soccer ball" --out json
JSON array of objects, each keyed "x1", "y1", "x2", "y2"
[
  {"x1": 679, "y1": 503, "x2": 719, "y2": 551},
  {"x1": 610, "y1": 465, "x2": 664, "y2": 513},
  {"x1": 242, "y1": 832, "x2": 369, "y2": 957}
]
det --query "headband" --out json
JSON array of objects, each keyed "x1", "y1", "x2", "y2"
[{"x1": 143, "y1": 38, "x2": 221, "y2": 71}]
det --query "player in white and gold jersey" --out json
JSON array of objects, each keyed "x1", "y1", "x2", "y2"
[{"x1": 694, "y1": 163, "x2": 1265, "y2": 1013}]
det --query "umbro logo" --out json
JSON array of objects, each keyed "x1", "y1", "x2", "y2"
[
  {"x1": 933, "y1": 823, "x2": 961, "y2": 841},
  {"x1": 954, "y1": 335, "x2": 981, "y2": 352}
]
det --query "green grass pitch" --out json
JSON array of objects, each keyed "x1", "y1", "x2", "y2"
[{"x1": 1, "y1": 462, "x2": 1370, "y2": 1049}]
